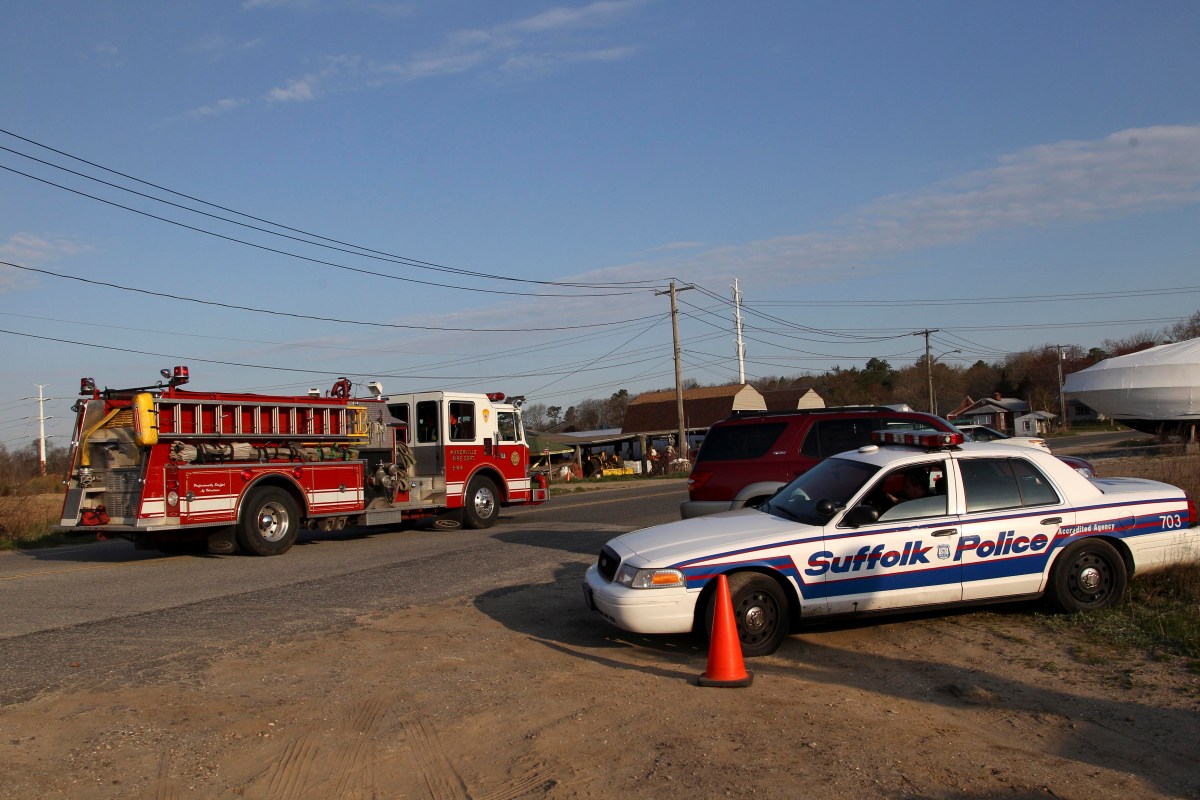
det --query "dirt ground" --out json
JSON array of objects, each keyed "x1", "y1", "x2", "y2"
[{"x1": 2, "y1": 565, "x2": 1199, "y2": 800}]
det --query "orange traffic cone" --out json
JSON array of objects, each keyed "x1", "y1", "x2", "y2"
[{"x1": 697, "y1": 574, "x2": 754, "y2": 688}]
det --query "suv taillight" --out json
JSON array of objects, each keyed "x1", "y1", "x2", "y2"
[
  {"x1": 1188, "y1": 495, "x2": 1197, "y2": 528},
  {"x1": 687, "y1": 470, "x2": 712, "y2": 499}
]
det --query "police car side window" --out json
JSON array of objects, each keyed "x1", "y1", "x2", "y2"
[
  {"x1": 1011, "y1": 459, "x2": 1060, "y2": 506},
  {"x1": 873, "y1": 463, "x2": 947, "y2": 522},
  {"x1": 961, "y1": 458, "x2": 1060, "y2": 513}
]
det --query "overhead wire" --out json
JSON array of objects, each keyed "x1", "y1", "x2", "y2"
[
  {"x1": 0, "y1": 164, "x2": 650, "y2": 299},
  {"x1": 0, "y1": 128, "x2": 663, "y2": 293},
  {"x1": 1, "y1": 261, "x2": 657, "y2": 334}
]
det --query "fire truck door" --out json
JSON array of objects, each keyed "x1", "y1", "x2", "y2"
[
  {"x1": 496, "y1": 410, "x2": 524, "y2": 478},
  {"x1": 411, "y1": 399, "x2": 444, "y2": 476}
]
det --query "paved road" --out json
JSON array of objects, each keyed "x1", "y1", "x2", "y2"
[
  {"x1": 1046, "y1": 429, "x2": 1151, "y2": 455},
  {"x1": 0, "y1": 480, "x2": 688, "y2": 705}
]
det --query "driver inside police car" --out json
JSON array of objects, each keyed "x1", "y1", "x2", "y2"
[{"x1": 880, "y1": 469, "x2": 930, "y2": 510}]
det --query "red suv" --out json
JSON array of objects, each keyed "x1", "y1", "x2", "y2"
[{"x1": 680, "y1": 407, "x2": 956, "y2": 519}]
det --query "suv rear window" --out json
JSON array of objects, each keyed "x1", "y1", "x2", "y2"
[
  {"x1": 800, "y1": 416, "x2": 943, "y2": 459},
  {"x1": 695, "y1": 422, "x2": 788, "y2": 461},
  {"x1": 800, "y1": 419, "x2": 876, "y2": 458}
]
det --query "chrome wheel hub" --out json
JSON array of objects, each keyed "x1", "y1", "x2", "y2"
[{"x1": 1078, "y1": 566, "x2": 1102, "y2": 592}]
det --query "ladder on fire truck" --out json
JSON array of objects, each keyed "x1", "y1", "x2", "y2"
[{"x1": 154, "y1": 397, "x2": 369, "y2": 441}]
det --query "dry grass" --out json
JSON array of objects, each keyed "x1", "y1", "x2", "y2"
[
  {"x1": 1044, "y1": 452, "x2": 1200, "y2": 659},
  {"x1": 0, "y1": 492, "x2": 64, "y2": 549}
]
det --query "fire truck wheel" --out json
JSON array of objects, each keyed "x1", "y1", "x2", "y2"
[
  {"x1": 237, "y1": 487, "x2": 300, "y2": 556},
  {"x1": 463, "y1": 476, "x2": 499, "y2": 529}
]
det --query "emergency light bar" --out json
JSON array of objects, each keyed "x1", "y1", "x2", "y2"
[{"x1": 872, "y1": 430, "x2": 964, "y2": 449}]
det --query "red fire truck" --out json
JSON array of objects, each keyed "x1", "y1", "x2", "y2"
[{"x1": 57, "y1": 367, "x2": 548, "y2": 555}]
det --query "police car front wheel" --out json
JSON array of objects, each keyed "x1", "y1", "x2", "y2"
[{"x1": 704, "y1": 572, "x2": 789, "y2": 657}]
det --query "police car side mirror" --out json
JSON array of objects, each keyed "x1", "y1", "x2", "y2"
[
  {"x1": 814, "y1": 498, "x2": 843, "y2": 517},
  {"x1": 842, "y1": 504, "x2": 880, "y2": 528}
]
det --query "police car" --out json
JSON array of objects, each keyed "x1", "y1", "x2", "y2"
[{"x1": 583, "y1": 430, "x2": 1198, "y2": 656}]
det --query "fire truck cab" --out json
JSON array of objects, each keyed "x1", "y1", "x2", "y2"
[{"x1": 359, "y1": 389, "x2": 540, "y2": 529}]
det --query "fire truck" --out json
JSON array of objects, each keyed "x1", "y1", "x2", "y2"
[{"x1": 57, "y1": 367, "x2": 548, "y2": 556}]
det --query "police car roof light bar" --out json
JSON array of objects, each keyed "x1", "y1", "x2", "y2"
[{"x1": 872, "y1": 429, "x2": 964, "y2": 449}]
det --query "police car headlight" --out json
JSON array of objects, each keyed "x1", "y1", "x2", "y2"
[{"x1": 616, "y1": 564, "x2": 685, "y2": 589}]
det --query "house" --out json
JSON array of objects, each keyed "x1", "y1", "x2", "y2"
[
  {"x1": 1014, "y1": 411, "x2": 1056, "y2": 437},
  {"x1": 953, "y1": 393, "x2": 1033, "y2": 435},
  {"x1": 620, "y1": 383, "x2": 767, "y2": 459}
]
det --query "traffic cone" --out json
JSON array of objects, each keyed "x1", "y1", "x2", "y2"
[{"x1": 697, "y1": 574, "x2": 753, "y2": 688}]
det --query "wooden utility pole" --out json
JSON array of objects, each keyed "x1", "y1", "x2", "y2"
[
  {"x1": 656, "y1": 281, "x2": 694, "y2": 465},
  {"x1": 912, "y1": 329, "x2": 939, "y2": 413}
]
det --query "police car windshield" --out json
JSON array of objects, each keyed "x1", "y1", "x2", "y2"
[{"x1": 763, "y1": 457, "x2": 880, "y2": 525}]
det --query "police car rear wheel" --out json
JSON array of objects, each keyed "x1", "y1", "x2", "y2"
[
  {"x1": 709, "y1": 573, "x2": 789, "y2": 657},
  {"x1": 1049, "y1": 539, "x2": 1127, "y2": 613}
]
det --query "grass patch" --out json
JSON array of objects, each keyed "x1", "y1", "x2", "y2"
[
  {"x1": 1039, "y1": 563, "x2": 1200, "y2": 660},
  {"x1": 0, "y1": 491, "x2": 65, "y2": 550}
]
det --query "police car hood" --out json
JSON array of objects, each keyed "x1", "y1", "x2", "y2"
[{"x1": 607, "y1": 507, "x2": 808, "y2": 566}]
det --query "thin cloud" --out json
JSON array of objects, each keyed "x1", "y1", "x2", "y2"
[
  {"x1": 185, "y1": 97, "x2": 250, "y2": 118},
  {"x1": 262, "y1": 1, "x2": 642, "y2": 104},
  {"x1": 187, "y1": 33, "x2": 265, "y2": 57},
  {"x1": 266, "y1": 79, "x2": 315, "y2": 103},
  {"x1": 569, "y1": 124, "x2": 1200, "y2": 295},
  {"x1": 0, "y1": 234, "x2": 86, "y2": 264},
  {"x1": 0, "y1": 235, "x2": 87, "y2": 292},
  {"x1": 185, "y1": 2, "x2": 642, "y2": 120},
  {"x1": 511, "y1": 1, "x2": 643, "y2": 34},
  {"x1": 264, "y1": 54, "x2": 361, "y2": 103}
]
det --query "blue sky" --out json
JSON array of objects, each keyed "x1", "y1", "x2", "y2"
[{"x1": 3, "y1": 0, "x2": 1200, "y2": 449}]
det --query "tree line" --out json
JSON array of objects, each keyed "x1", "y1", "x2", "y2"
[
  {"x1": 523, "y1": 310, "x2": 1200, "y2": 432},
  {"x1": 0, "y1": 442, "x2": 69, "y2": 494}
]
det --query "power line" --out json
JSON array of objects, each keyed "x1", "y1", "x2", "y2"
[
  {"x1": 1, "y1": 261, "x2": 656, "y2": 334},
  {"x1": 0, "y1": 164, "x2": 649, "y2": 299},
  {"x1": 739, "y1": 286, "x2": 1200, "y2": 307},
  {"x1": 0, "y1": 128, "x2": 663, "y2": 293},
  {"x1": 0, "y1": 325, "x2": 693, "y2": 386}
]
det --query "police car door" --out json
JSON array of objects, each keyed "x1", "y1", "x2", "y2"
[
  {"x1": 953, "y1": 455, "x2": 1074, "y2": 602},
  {"x1": 823, "y1": 457, "x2": 962, "y2": 615}
]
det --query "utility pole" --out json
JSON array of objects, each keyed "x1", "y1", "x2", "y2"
[
  {"x1": 656, "y1": 281, "x2": 694, "y2": 465},
  {"x1": 34, "y1": 384, "x2": 51, "y2": 476},
  {"x1": 912, "y1": 329, "x2": 939, "y2": 413},
  {"x1": 1056, "y1": 345, "x2": 1068, "y2": 430},
  {"x1": 732, "y1": 278, "x2": 746, "y2": 384}
]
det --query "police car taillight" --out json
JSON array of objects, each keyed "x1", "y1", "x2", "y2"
[{"x1": 872, "y1": 430, "x2": 964, "y2": 448}]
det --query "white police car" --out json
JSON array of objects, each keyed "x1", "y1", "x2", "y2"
[{"x1": 583, "y1": 430, "x2": 1198, "y2": 656}]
